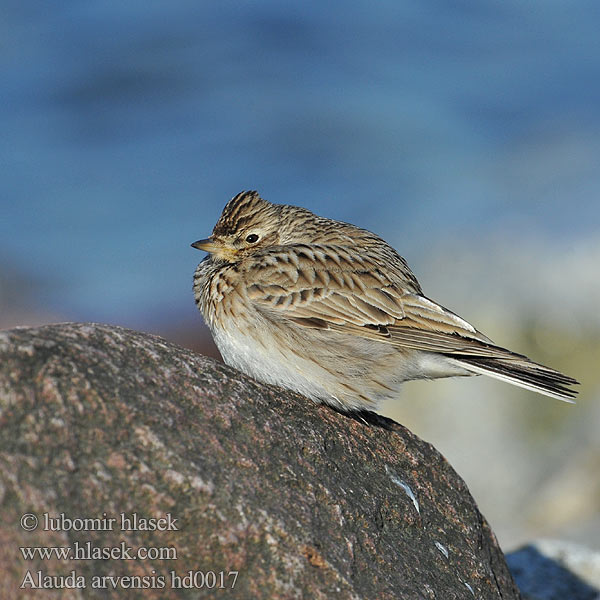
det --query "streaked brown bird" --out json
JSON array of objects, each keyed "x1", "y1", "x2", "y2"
[{"x1": 192, "y1": 191, "x2": 578, "y2": 411}]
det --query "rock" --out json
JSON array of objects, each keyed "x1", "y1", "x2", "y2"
[
  {"x1": 507, "y1": 540, "x2": 600, "y2": 600},
  {"x1": 0, "y1": 322, "x2": 520, "y2": 599}
]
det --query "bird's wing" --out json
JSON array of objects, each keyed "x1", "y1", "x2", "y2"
[
  {"x1": 243, "y1": 244, "x2": 498, "y2": 355},
  {"x1": 243, "y1": 243, "x2": 579, "y2": 401}
]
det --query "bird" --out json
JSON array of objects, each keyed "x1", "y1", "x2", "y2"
[{"x1": 192, "y1": 190, "x2": 579, "y2": 412}]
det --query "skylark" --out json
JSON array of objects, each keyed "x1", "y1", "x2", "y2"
[{"x1": 192, "y1": 191, "x2": 578, "y2": 411}]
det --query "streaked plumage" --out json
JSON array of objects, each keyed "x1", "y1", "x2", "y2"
[{"x1": 192, "y1": 191, "x2": 578, "y2": 411}]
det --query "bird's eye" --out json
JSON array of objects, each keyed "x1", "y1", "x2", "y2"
[{"x1": 245, "y1": 233, "x2": 259, "y2": 244}]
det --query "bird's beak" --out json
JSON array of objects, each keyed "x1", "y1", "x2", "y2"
[{"x1": 191, "y1": 238, "x2": 218, "y2": 252}]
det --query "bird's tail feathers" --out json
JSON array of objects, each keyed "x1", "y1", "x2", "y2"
[{"x1": 451, "y1": 355, "x2": 578, "y2": 402}]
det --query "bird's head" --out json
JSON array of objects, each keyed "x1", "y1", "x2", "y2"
[{"x1": 191, "y1": 191, "x2": 284, "y2": 262}]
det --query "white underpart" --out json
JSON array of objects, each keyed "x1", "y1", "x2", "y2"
[
  {"x1": 415, "y1": 352, "x2": 473, "y2": 379},
  {"x1": 211, "y1": 319, "x2": 347, "y2": 405},
  {"x1": 210, "y1": 309, "x2": 474, "y2": 411}
]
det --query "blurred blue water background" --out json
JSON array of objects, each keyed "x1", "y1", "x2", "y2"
[
  {"x1": 2, "y1": 0, "x2": 599, "y2": 327},
  {"x1": 1, "y1": 1, "x2": 599, "y2": 552}
]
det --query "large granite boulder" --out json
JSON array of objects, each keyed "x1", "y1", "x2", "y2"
[{"x1": 0, "y1": 322, "x2": 520, "y2": 599}]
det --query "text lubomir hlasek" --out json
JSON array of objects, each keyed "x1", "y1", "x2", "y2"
[{"x1": 42, "y1": 512, "x2": 178, "y2": 532}]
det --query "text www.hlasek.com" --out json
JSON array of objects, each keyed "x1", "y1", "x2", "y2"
[{"x1": 21, "y1": 540, "x2": 177, "y2": 561}]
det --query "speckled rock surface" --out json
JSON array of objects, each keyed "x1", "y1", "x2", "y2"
[{"x1": 0, "y1": 322, "x2": 520, "y2": 599}]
